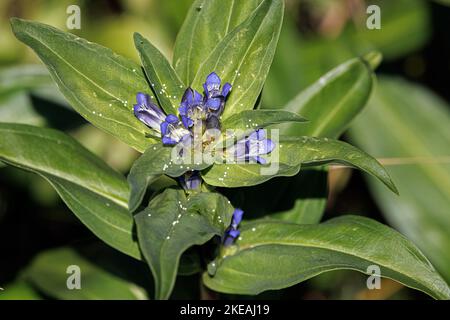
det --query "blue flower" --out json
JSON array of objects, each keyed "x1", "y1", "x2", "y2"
[
  {"x1": 203, "y1": 72, "x2": 232, "y2": 116},
  {"x1": 133, "y1": 92, "x2": 166, "y2": 132},
  {"x1": 223, "y1": 208, "x2": 244, "y2": 246},
  {"x1": 179, "y1": 72, "x2": 232, "y2": 132},
  {"x1": 178, "y1": 88, "x2": 206, "y2": 128},
  {"x1": 134, "y1": 92, "x2": 189, "y2": 146},
  {"x1": 160, "y1": 114, "x2": 190, "y2": 146},
  {"x1": 228, "y1": 129, "x2": 275, "y2": 164},
  {"x1": 134, "y1": 72, "x2": 234, "y2": 148},
  {"x1": 179, "y1": 171, "x2": 202, "y2": 191}
]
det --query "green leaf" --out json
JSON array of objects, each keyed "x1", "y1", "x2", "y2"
[
  {"x1": 0, "y1": 64, "x2": 55, "y2": 96},
  {"x1": 25, "y1": 247, "x2": 148, "y2": 300},
  {"x1": 203, "y1": 136, "x2": 397, "y2": 194},
  {"x1": 127, "y1": 143, "x2": 211, "y2": 212},
  {"x1": 276, "y1": 55, "x2": 375, "y2": 138},
  {"x1": 0, "y1": 281, "x2": 42, "y2": 300},
  {"x1": 0, "y1": 123, "x2": 140, "y2": 259},
  {"x1": 0, "y1": 65, "x2": 73, "y2": 126},
  {"x1": 216, "y1": 109, "x2": 307, "y2": 151},
  {"x1": 433, "y1": 0, "x2": 450, "y2": 6},
  {"x1": 203, "y1": 215, "x2": 450, "y2": 299},
  {"x1": 191, "y1": 0, "x2": 284, "y2": 119},
  {"x1": 178, "y1": 250, "x2": 203, "y2": 276},
  {"x1": 221, "y1": 109, "x2": 306, "y2": 137},
  {"x1": 255, "y1": 56, "x2": 377, "y2": 224},
  {"x1": 349, "y1": 0, "x2": 431, "y2": 60},
  {"x1": 11, "y1": 18, "x2": 155, "y2": 153},
  {"x1": 204, "y1": 163, "x2": 299, "y2": 188},
  {"x1": 134, "y1": 33, "x2": 184, "y2": 115},
  {"x1": 348, "y1": 76, "x2": 450, "y2": 283},
  {"x1": 222, "y1": 168, "x2": 327, "y2": 224},
  {"x1": 173, "y1": 0, "x2": 264, "y2": 85},
  {"x1": 135, "y1": 188, "x2": 234, "y2": 299},
  {"x1": 268, "y1": 168, "x2": 328, "y2": 224},
  {"x1": 262, "y1": 55, "x2": 378, "y2": 225}
]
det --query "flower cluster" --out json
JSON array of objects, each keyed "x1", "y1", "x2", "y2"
[
  {"x1": 134, "y1": 72, "x2": 231, "y2": 145},
  {"x1": 179, "y1": 72, "x2": 232, "y2": 131},
  {"x1": 134, "y1": 72, "x2": 275, "y2": 193}
]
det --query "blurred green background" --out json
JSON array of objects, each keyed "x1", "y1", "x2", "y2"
[{"x1": 0, "y1": 0, "x2": 449, "y2": 300}]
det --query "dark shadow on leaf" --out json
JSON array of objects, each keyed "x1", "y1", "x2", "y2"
[
  {"x1": 220, "y1": 168, "x2": 328, "y2": 219},
  {"x1": 30, "y1": 94, "x2": 86, "y2": 131}
]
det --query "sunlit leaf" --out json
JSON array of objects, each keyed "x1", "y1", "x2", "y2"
[
  {"x1": 203, "y1": 215, "x2": 450, "y2": 299},
  {"x1": 134, "y1": 33, "x2": 184, "y2": 115},
  {"x1": 173, "y1": 0, "x2": 264, "y2": 85},
  {"x1": 191, "y1": 0, "x2": 284, "y2": 119},
  {"x1": 203, "y1": 136, "x2": 397, "y2": 194},
  {"x1": 11, "y1": 18, "x2": 155, "y2": 152}
]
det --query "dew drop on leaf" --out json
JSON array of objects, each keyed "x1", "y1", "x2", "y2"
[{"x1": 207, "y1": 261, "x2": 217, "y2": 276}]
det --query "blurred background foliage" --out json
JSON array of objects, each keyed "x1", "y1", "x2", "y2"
[{"x1": 0, "y1": 0, "x2": 449, "y2": 300}]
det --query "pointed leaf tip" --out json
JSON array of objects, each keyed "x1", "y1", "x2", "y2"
[{"x1": 363, "y1": 51, "x2": 383, "y2": 71}]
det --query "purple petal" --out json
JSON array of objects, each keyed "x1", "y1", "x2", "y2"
[
  {"x1": 193, "y1": 90, "x2": 203, "y2": 104},
  {"x1": 162, "y1": 136, "x2": 177, "y2": 145},
  {"x1": 223, "y1": 229, "x2": 240, "y2": 246},
  {"x1": 222, "y1": 83, "x2": 232, "y2": 97},
  {"x1": 223, "y1": 236, "x2": 235, "y2": 246},
  {"x1": 232, "y1": 208, "x2": 244, "y2": 226},
  {"x1": 228, "y1": 229, "x2": 240, "y2": 238},
  {"x1": 178, "y1": 133, "x2": 192, "y2": 148},
  {"x1": 165, "y1": 114, "x2": 179, "y2": 124},
  {"x1": 249, "y1": 129, "x2": 266, "y2": 141},
  {"x1": 178, "y1": 105, "x2": 187, "y2": 116},
  {"x1": 264, "y1": 139, "x2": 275, "y2": 154},
  {"x1": 182, "y1": 88, "x2": 194, "y2": 105},
  {"x1": 134, "y1": 105, "x2": 164, "y2": 131},
  {"x1": 133, "y1": 103, "x2": 140, "y2": 114},
  {"x1": 181, "y1": 115, "x2": 193, "y2": 128},
  {"x1": 181, "y1": 88, "x2": 191, "y2": 101},
  {"x1": 248, "y1": 138, "x2": 274, "y2": 156},
  {"x1": 160, "y1": 121, "x2": 169, "y2": 135},
  {"x1": 186, "y1": 173, "x2": 201, "y2": 190},
  {"x1": 253, "y1": 156, "x2": 267, "y2": 164},
  {"x1": 206, "y1": 97, "x2": 221, "y2": 110},
  {"x1": 136, "y1": 92, "x2": 148, "y2": 105},
  {"x1": 234, "y1": 140, "x2": 247, "y2": 159},
  {"x1": 206, "y1": 72, "x2": 221, "y2": 88}
]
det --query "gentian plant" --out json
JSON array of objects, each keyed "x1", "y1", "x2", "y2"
[{"x1": 2, "y1": 0, "x2": 449, "y2": 300}]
